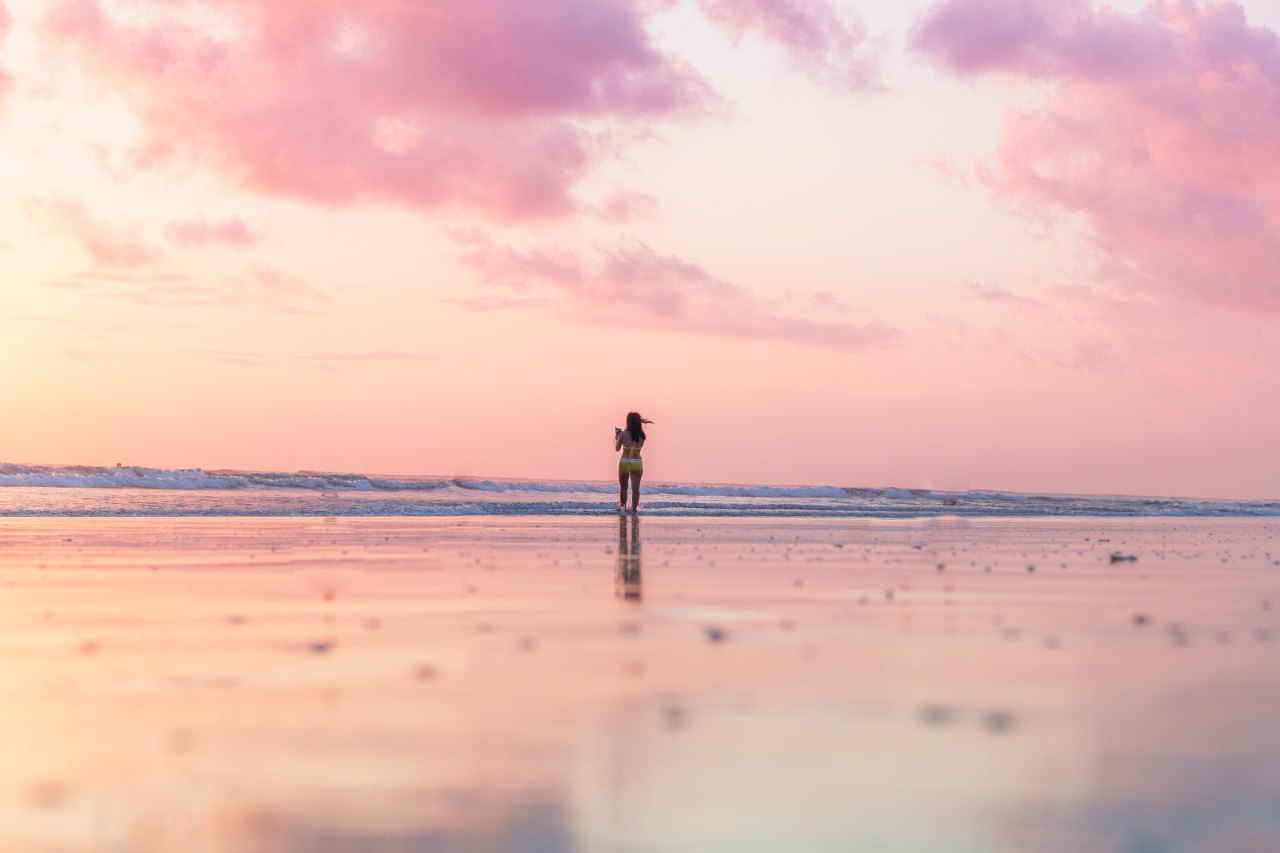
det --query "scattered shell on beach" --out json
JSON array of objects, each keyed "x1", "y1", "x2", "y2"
[
  {"x1": 983, "y1": 711, "x2": 1017, "y2": 734},
  {"x1": 920, "y1": 704, "x2": 1019, "y2": 735},
  {"x1": 919, "y1": 704, "x2": 958, "y2": 726},
  {"x1": 662, "y1": 704, "x2": 687, "y2": 730}
]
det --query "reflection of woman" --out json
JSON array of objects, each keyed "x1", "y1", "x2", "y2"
[
  {"x1": 615, "y1": 412, "x2": 652, "y2": 513},
  {"x1": 616, "y1": 514, "x2": 642, "y2": 602}
]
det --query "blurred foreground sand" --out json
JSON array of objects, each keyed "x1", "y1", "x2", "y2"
[{"x1": 1, "y1": 516, "x2": 1278, "y2": 852}]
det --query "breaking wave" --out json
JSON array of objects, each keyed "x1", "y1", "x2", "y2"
[{"x1": 0, "y1": 462, "x2": 1276, "y2": 518}]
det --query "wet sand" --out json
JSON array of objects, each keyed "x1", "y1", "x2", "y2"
[{"x1": 1, "y1": 516, "x2": 1278, "y2": 852}]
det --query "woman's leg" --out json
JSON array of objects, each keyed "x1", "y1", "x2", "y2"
[
  {"x1": 618, "y1": 469, "x2": 628, "y2": 509},
  {"x1": 629, "y1": 471, "x2": 643, "y2": 511}
]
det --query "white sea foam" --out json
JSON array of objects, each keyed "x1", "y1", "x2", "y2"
[{"x1": 0, "y1": 462, "x2": 1276, "y2": 518}]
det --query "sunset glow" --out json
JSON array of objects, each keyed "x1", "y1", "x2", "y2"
[{"x1": 2, "y1": 0, "x2": 1277, "y2": 498}]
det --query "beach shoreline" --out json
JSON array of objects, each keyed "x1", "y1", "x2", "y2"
[{"x1": 2, "y1": 515, "x2": 1278, "y2": 852}]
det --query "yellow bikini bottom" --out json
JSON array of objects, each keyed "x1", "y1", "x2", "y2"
[{"x1": 619, "y1": 460, "x2": 643, "y2": 474}]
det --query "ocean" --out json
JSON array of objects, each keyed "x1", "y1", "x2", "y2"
[{"x1": 0, "y1": 462, "x2": 1275, "y2": 518}]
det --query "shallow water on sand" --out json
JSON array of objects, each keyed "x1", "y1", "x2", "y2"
[{"x1": 0, "y1": 517, "x2": 1278, "y2": 852}]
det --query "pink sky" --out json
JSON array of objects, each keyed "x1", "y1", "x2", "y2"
[{"x1": 1, "y1": 0, "x2": 1277, "y2": 499}]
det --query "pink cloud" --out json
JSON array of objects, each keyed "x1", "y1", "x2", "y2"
[
  {"x1": 39, "y1": 0, "x2": 717, "y2": 221},
  {"x1": 0, "y1": 2, "x2": 11, "y2": 102},
  {"x1": 180, "y1": 348, "x2": 431, "y2": 370},
  {"x1": 224, "y1": 266, "x2": 328, "y2": 314},
  {"x1": 24, "y1": 197, "x2": 161, "y2": 268},
  {"x1": 598, "y1": 189, "x2": 661, "y2": 223},
  {"x1": 913, "y1": 0, "x2": 1280, "y2": 313},
  {"x1": 922, "y1": 155, "x2": 973, "y2": 189},
  {"x1": 297, "y1": 351, "x2": 431, "y2": 363},
  {"x1": 965, "y1": 279, "x2": 1043, "y2": 310},
  {"x1": 166, "y1": 216, "x2": 257, "y2": 248},
  {"x1": 48, "y1": 264, "x2": 326, "y2": 313},
  {"x1": 697, "y1": 0, "x2": 879, "y2": 92},
  {"x1": 912, "y1": 0, "x2": 1172, "y2": 78},
  {"x1": 459, "y1": 233, "x2": 899, "y2": 350}
]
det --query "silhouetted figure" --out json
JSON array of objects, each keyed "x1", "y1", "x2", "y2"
[
  {"x1": 615, "y1": 411, "x2": 652, "y2": 512},
  {"x1": 615, "y1": 514, "x2": 642, "y2": 602}
]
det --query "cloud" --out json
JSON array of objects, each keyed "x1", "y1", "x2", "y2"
[
  {"x1": 76, "y1": 269, "x2": 189, "y2": 284},
  {"x1": 36, "y1": 1, "x2": 884, "y2": 222},
  {"x1": 696, "y1": 0, "x2": 880, "y2": 92},
  {"x1": 913, "y1": 0, "x2": 1280, "y2": 313},
  {"x1": 39, "y1": 0, "x2": 718, "y2": 221},
  {"x1": 912, "y1": 0, "x2": 1171, "y2": 78},
  {"x1": 598, "y1": 190, "x2": 661, "y2": 223},
  {"x1": 24, "y1": 197, "x2": 162, "y2": 268},
  {"x1": 0, "y1": 2, "x2": 12, "y2": 102},
  {"x1": 922, "y1": 155, "x2": 973, "y2": 189},
  {"x1": 459, "y1": 233, "x2": 899, "y2": 350},
  {"x1": 1062, "y1": 339, "x2": 1112, "y2": 371},
  {"x1": 44, "y1": 265, "x2": 326, "y2": 313},
  {"x1": 965, "y1": 279, "x2": 1043, "y2": 310},
  {"x1": 183, "y1": 348, "x2": 430, "y2": 368},
  {"x1": 166, "y1": 216, "x2": 257, "y2": 248},
  {"x1": 224, "y1": 266, "x2": 329, "y2": 314},
  {"x1": 297, "y1": 351, "x2": 431, "y2": 363}
]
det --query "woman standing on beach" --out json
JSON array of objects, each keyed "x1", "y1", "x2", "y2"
[{"x1": 616, "y1": 412, "x2": 651, "y2": 513}]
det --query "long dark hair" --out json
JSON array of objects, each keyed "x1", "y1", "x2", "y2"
[{"x1": 625, "y1": 412, "x2": 646, "y2": 443}]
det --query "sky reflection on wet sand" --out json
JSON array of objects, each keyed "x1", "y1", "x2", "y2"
[{"x1": 1, "y1": 517, "x2": 1278, "y2": 852}]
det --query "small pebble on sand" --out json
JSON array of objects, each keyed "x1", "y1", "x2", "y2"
[
  {"x1": 919, "y1": 704, "x2": 958, "y2": 726},
  {"x1": 983, "y1": 711, "x2": 1017, "y2": 734}
]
